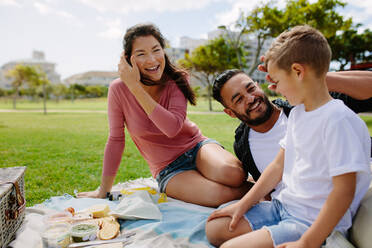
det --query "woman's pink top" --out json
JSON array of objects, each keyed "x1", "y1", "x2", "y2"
[{"x1": 102, "y1": 78, "x2": 206, "y2": 178}]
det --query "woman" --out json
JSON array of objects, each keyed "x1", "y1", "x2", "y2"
[{"x1": 78, "y1": 23, "x2": 249, "y2": 207}]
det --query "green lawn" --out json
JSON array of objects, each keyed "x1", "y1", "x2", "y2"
[
  {"x1": 0, "y1": 97, "x2": 108, "y2": 110},
  {"x1": 0, "y1": 111, "x2": 240, "y2": 206},
  {"x1": 0, "y1": 97, "x2": 226, "y2": 112},
  {"x1": 1, "y1": 98, "x2": 371, "y2": 206}
]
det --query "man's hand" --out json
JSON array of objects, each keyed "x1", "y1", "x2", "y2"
[{"x1": 257, "y1": 55, "x2": 278, "y2": 91}]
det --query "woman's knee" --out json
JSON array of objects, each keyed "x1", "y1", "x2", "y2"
[{"x1": 218, "y1": 161, "x2": 246, "y2": 187}]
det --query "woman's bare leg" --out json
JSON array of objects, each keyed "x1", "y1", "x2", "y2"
[
  {"x1": 165, "y1": 170, "x2": 249, "y2": 207},
  {"x1": 196, "y1": 143, "x2": 246, "y2": 187}
]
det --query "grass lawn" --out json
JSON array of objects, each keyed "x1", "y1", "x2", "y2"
[
  {"x1": 0, "y1": 111, "x2": 240, "y2": 206},
  {"x1": 0, "y1": 97, "x2": 226, "y2": 112},
  {"x1": 1, "y1": 98, "x2": 371, "y2": 206}
]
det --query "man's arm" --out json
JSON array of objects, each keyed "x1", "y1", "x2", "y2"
[
  {"x1": 259, "y1": 55, "x2": 372, "y2": 100},
  {"x1": 278, "y1": 173, "x2": 356, "y2": 248},
  {"x1": 326, "y1": 71, "x2": 372, "y2": 100}
]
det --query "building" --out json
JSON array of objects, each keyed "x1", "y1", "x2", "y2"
[
  {"x1": 179, "y1": 36, "x2": 207, "y2": 52},
  {"x1": 165, "y1": 47, "x2": 188, "y2": 65},
  {"x1": 0, "y1": 50, "x2": 61, "y2": 89},
  {"x1": 64, "y1": 71, "x2": 118, "y2": 87}
]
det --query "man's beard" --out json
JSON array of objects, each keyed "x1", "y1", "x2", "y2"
[{"x1": 232, "y1": 95, "x2": 274, "y2": 126}]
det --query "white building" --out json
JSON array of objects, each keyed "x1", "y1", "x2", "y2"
[
  {"x1": 64, "y1": 71, "x2": 118, "y2": 87},
  {"x1": 179, "y1": 36, "x2": 207, "y2": 52},
  {"x1": 165, "y1": 47, "x2": 188, "y2": 65},
  {"x1": 0, "y1": 51, "x2": 61, "y2": 89}
]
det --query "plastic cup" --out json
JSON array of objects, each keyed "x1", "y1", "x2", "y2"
[{"x1": 40, "y1": 223, "x2": 71, "y2": 248}]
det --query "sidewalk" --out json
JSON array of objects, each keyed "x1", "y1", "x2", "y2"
[{"x1": 0, "y1": 109, "x2": 225, "y2": 115}]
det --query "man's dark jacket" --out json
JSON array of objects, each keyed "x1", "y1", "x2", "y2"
[{"x1": 233, "y1": 93, "x2": 372, "y2": 182}]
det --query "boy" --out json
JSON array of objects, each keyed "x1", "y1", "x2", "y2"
[{"x1": 205, "y1": 25, "x2": 371, "y2": 248}]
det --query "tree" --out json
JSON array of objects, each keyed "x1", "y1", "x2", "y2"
[
  {"x1": 218, "y1": 12, "x2": 251, "y2": 70},
  {"x1": 52, "y1": 83, "x2": 68, "y2": 103},
  {"x1": 5, "y1": 64, "x2": 39, "y2": 109},
  {"x1": 29, "y1": 68, "x2": 51, "y2": 115},
  {"x1": 179, "y1": 37, "x2": 247, "y2": 111},
  {"x1": 85, "y1": 85, "x2": 107, "y2": 98},
  {"x1": 233, "y1": 0, "x2": 352, "y2": 75},
  {"x1": 69, "y1": 84, "x2": 86, "y2": 103},
  {"x1": 244, "y1": 0, "x2": 285, "y2": 75},
  {"x1": 329, "y1": 27, "x2": 372, "y2": 70}
]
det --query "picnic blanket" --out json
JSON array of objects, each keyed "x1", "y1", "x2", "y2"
[{"x1": 9, "y1": 178, "x2": 215, "y2": 248}]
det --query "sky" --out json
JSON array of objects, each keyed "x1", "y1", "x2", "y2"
[{"x1": 1, "y1": 0, "x2": 371, "y2": 80}]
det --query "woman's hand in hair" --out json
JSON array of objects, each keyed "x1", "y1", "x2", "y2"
[{"x1": 118, "y1": 52, "x2": 141, "y2": 89}]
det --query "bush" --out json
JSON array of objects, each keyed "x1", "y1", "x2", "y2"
[
  {"x1": 260, "y1": 82, "x2": 278, "y2": 97},
  {"x1": 0, "y1": 88, "x2": 5, "y2": 97}
]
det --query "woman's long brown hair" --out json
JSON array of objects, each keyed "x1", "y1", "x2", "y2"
[{"x1": 123, "y1": 23, "x2": 196, "y2": 105}]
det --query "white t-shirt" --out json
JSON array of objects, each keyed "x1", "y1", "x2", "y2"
[
  {"x1": 250, "y1": 110, "x2": 287, "y2": 197},
  {"x1": 276, "y1": 99, "x2": 371, "y2": 235}
]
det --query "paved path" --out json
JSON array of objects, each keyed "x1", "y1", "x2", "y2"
[
  {"x1": 1, "y1": 109, "x2": 371, "y2": 116},
  {"x1": 0, "y1": 109, "x2": 226, "y2": 115}
]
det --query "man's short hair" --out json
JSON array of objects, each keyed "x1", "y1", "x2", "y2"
[
  {"x1": 213, "y1": 69, "x2": 244, "y2": 105},
  {"x1": 264, "y1": 25, "x2": 331, "y2": 75}
]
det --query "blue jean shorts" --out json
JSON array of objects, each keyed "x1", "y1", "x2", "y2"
[
  {"x1": 156, "y1": 138, "x2": 222, "y2": 193},
  {"x1": 220, "y1": 199, "x2": 311, "y2": 246}
]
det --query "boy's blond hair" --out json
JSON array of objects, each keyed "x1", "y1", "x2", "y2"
[{"x1": 265, "y1": 25, "x2": 331, "y2": 76}]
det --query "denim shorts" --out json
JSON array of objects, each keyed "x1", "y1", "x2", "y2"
[
  {"x1": 156, "y1": 139, "x2": 222, "y2": 193},
  {"x1": 219, "y1": 199, "x2": 311, "y2": 246}
]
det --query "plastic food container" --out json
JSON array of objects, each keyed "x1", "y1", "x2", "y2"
[
  {"x1": 70, "y1": 223, "x2": 99, "y2": 242},
  {"x1": 40, "y1": 223, "x2": 71, "y2": 248}
]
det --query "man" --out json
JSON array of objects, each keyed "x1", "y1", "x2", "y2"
[{"x1": 212, "y1": 69, "x2": 372, "y2": 187}]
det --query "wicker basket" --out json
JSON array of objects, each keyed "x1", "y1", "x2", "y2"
[{"x1": 0, "y1": 167, "x2": 26, "y2": 248}]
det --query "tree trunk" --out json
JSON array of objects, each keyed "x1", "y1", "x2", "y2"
[
  {"x1": 207, "y1": 79, "x2": 213, "y2": 112},
  {"x1": 13, "y1": 87, "x2": 19, "y2": 109},
  {"x1": 248, "y1": 36, "x2": 264, "y2": 76},
  {"x1": 43, "y1": 84, "x2": 47, "y2": 115},
  {"x1": 208, "y1": 88, "x2": 212, "y2": 111}
]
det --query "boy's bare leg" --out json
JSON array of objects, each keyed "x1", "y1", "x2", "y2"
[
  {"x1": 221, "y1": 228, "x2": 274, "y2": 248},
  {"x1": 205, "y1": 216, "x2": 252, "y2": 247}
]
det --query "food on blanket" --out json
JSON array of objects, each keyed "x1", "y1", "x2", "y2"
[
  {"x1": 71, "y1": 212, "x2": 94, "y2": 223},
  {"x1": 87, "y1": 204, "x2": 110, "y2": 218},
  {"x1": 65, "y1": 207, "x2": 75, "y2": 216},
  {"x1": 70, "y1": 223, "x2": 99, "y2": 242},
  {"x1": 41, "y1": 223, "x2": 71, "y2": 248},
  {"x1": 82, "y1": 216, "x2": 116, "y2": 228},
  {"x1": 98, "y1": 219, "x2": 120, "y2": 240},
  {"x1": 43, "y1": 211, "x2": 73, "y2": 225}
]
